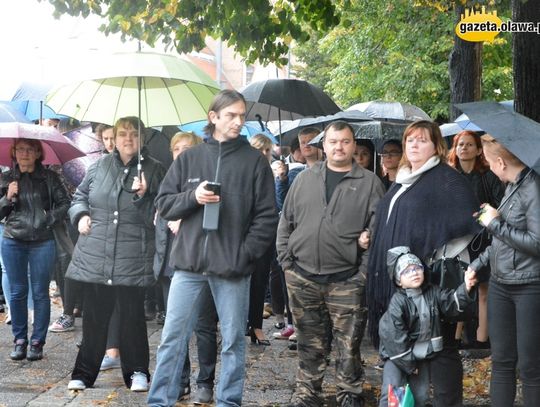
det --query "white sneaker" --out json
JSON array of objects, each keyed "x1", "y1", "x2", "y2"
[
  {"x1": 100, "y1": 355, "x2": 121, "y2": 371},
  {"x1": 130, "y1": 371, "x2": 148, "y2": 392},
  {"x1": 68, "y1": 380, "x2": 86, "y2": 390}
]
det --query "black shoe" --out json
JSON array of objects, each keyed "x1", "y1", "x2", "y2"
[
  {"x1": 274, "y1": 321, "x2": 285, "y2": 329},
  {"x1": 288, "y1": 342, "x2": 297, "y2": 350},
  {"x1": 27, "y1": 341, "x2": 43, "y2": 361},
  {"x1": 249, "y1": 328, "x2": 271, "y2": 346},
  {"x1": 10, "y1": 340, "x2": 28, "y2": 361},
  {"x1": 144, "y1": 302, "x2": 156, "y2": 321}
]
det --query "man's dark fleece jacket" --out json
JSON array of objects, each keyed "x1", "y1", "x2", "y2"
[{"x1": 155, "y1": 136, "x2": 278, "y2": 279}]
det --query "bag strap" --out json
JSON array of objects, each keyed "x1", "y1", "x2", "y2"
[{"x1": 480, "y1": 172, "x2": 494, "y2": 205}]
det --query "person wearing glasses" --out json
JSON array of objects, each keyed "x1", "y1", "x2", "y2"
[
  {"x1": 367, "y1": 121, "x2": 480, "y2": 407},
  {"x1": 65, "y1": 116, "x2": 165, "y2": 393},
  {"x1": 378, "y1": 140, "x2": 403, "y2": 190},
  {"x1": 378, "y1": 246, "x2": 477, "y2": 407},
  {"x1": 0, "y1": 139, "x2": 70, "y2": 361}
]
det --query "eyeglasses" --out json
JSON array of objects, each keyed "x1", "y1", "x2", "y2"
[
  {"x1": 15, "y1": 147, "x2": 37, "y2": 154},
  {"x1": 401, "y1": 265, "x2": 424, "y2": 277},
  {"x1": 378, "y1": 151, "x2": 402, "y2": 158}
]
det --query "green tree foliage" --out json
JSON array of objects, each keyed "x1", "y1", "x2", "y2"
[
  {"x1": 41, "y1": 0, "x2": 341, "y2": 65},
  {"x1": 294, "y1": 0, "x2": 512, "y2": 122}
]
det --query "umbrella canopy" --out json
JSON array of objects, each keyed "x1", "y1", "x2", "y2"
[
  {"x1": 0, "y1": 122, "x2": 86, "y2": 166},
  {"x1": 455, "y1": 100, "x2": 514, "y2": 132},
  {"x1": 9, "y1": 82, "x2": 67, "y2": 122},
  {"x1": 241, "y1": 79, "x2": 341, "y2": 123},
  {"x1": 46, "y1": 52, "x2": 221, "y2": 127},
  {"x1": 277, "y1": 110, "x2": 373, "y2": 146},
  {"x1": 440, "y1": 122, "x2": 465, "y2": 137},
  {"x1": 308, "y1": 120, "x2": 407, "y2": 148},
  {"x1": 180, "y1": 120, "x2": 277, "y2": 143},
  {"x1": 61, "y1": 123, "x2": 103, "y2": 187},
  {"x1": 0, "y1": 102, "x2": 32, "y2": 123},
  {"x1": 456, "y1": 101, "x2": 540, "y2": 174},
  {"x1": 347, "y1": 100, "x2": 431, "y2": 122}
]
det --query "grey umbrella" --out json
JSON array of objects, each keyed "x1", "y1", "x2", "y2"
[
  {"x1": 347, "y1": 100, "x2": 431, "y2": 122},
  {"x1": 276, "y1": 110, "x2": 373, "y2": 145},
  {"x1": 456, "y1": 101, "x2": 540, "y2": 174},
  {"x1": 308, "y1": 120, "x2": 406, "y2": 148}
]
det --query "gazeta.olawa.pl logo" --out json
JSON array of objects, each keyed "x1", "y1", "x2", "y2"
[{"x1": 456, "y1": 6, "x2": 540, "y2": 43}]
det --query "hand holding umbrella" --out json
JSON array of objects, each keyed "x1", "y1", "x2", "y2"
[
  {"x1": 132, "y1": 172, "x2": 148, "y2": 198},
  {"x1": 6, "y1": 181, "x2": 18, "y2": 203}
]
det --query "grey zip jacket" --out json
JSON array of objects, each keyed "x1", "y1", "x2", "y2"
[{"x1": 277, "y1": 160, "x2": 384, "y2": 279}]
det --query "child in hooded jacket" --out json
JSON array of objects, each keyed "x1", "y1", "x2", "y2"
[{"x1": 378, "y1": 246, "x2": 477, "y2": 407}]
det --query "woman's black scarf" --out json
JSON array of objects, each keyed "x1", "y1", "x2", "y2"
[{"x1": 367, "y1": 163, "x2": 481, "y2": 347}]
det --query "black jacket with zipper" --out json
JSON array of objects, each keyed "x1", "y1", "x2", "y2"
[
  {"x1": 66, "y1": 147, "x2": 165, "y2": 287},
  {"x1": 0, "y1": 163, "x2": 70, "y2": 242},
  {"x1": 471, "y1": 168, "x2": 540, "y2": 284},
  {"x1": 155, "y1": 136, "x2": 278, "y2": 278}
]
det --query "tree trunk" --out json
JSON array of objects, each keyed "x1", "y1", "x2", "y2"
[
  {"x1": 449, "y1": 4, "x2": 483, "y2": 121},
  {"x1": 512, "y1": 0, "x2": 540, "y2": 122}
]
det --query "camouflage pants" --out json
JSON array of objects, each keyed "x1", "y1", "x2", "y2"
[{"x1": 285, "y1": 269, "x2": 366, "y2": 405}]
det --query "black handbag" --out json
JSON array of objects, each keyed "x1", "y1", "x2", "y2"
[
  {"x1": 429, "y1": 254, "x2": 468, "y2": 290},
  {"x1": 429, "y1": 245, "x2": 472, "y2": 323}
]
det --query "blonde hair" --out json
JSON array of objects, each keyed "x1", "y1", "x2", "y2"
[
  {"x1": 170, "y1": 131, "x2": 203, "y2": 151},
  {"x1": 481, "y1": 134, "x2": 523, "y2": 167},
  {"x1": 249, "y1": 134, "x2": 273, "y2": 152},
  {"x1": 400, "y1": 120, "x2": 447, "y2": 168}
]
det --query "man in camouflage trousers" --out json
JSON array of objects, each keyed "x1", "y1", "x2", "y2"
[{"x1": 277, "y1": 121, "x2": 384, "y2": 407}]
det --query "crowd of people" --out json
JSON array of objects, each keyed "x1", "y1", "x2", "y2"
[{"x1": 0, "y1": 89, "x2": 539, "y2": 407}]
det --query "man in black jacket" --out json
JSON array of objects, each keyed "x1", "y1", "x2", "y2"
[{"x1": 148, "y1": 90, "x2": 278, "y2": 407}]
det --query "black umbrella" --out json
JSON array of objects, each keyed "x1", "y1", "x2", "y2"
[
  {"x1": 456, "y1": 101, "x2": 540, "y2": 174},
  {"x1": 241, "y1": 79, "x2": 341, "y2": 146},
  {"x1": 277, "y1": 110, "x2": 373, "y2": 146}
]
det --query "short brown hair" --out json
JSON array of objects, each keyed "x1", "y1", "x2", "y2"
[
  {"x1": 11, "y1": 138, "x2": 45, "y2": 163},
  {"x1": 400, "y1": 120, "x2": 447, "y2": 168},
  {"x1": 95, "y1": 123, "x2": 114, "y2": 141},
  {"x1": 113, "y1": 117, "x2": 145, "y2": 142}
]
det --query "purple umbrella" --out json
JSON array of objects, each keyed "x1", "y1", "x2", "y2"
[
  {"x1": 0, "y1": 122, "x2": 86, "y2": 166},
  {"x1": 61, "y1": 124, "x2": 103, "y2": 186}
]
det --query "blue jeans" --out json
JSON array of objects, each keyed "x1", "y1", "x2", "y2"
[
  {"x1": 0, "y1": 224, "x2": 34, "y2": 310},
  {"x1": 148, "y1": 271, "x2": 251, "y2": 407},
  {"x1": 1, "y1": 238, "x2": 55, "y2": 344}
]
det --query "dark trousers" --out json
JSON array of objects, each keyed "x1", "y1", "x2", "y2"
[
  {"x1": 379, "y1": 359, "x2": 430, "y2": 407},
  {"x1": 429, "y1": 329, "x2": 463, "y2": 407},
  {"x1": 160, "y1": 275, "x2": 218, "y2": 390},
  {"x1": 248, "y1": 245, "x2": 273, "y2": 330},
  {"x1": 270, "y1": 256, "x2": 293, "y2": 325},
  {"x1": 488, "y1": 280, "x2": 540, "y2": 407},
  {"x1": 105, "y1": 300, "x2": 121, "y2": 349},
  {"x1": 63, "y1": 277, "x2": 84, "y2": 315},
  {"x1": 71, "y1": 283, "x2": 149, "y2": 388}
]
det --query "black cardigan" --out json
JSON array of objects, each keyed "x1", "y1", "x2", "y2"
[{"x1": 367, "y1": 163, "x2": 481, "y2": 346}]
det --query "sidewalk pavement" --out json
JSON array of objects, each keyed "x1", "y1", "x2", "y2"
[{"x1": 0, "y1": 300, "x2": 492, "y2": 406}]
